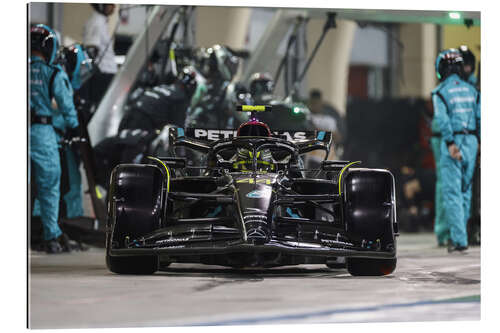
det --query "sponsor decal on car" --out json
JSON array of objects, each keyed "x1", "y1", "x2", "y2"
[
  {"x1": 194, "y1": 129, "x2": 237, "y2": 141},
  {"x1": 246, "y1": 190, "x2": 268, "y2": 199},
  {"x1": 155, "y1": 237, "x2": 190, "y2": 244},
  {"x1": 189, "y1": 129, "x2": 309, "y2": 142}
]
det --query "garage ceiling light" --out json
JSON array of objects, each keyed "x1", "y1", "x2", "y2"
[{"x1": 449, "y1": 12, "x2": 462, "y2": 20}]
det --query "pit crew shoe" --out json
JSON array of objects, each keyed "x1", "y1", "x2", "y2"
[
  {"x1": 447, "y1": 242, "x2": 468, "y2": 254},
  {"x1": 57, "y1": 233, "x2": 73, "y2": 253},
  {"x1": 76, "y1": 242, "x2": 90, "y2": 251},
  {"x1": 44, "y1": 239, "x2": 63, "y2": 254}
]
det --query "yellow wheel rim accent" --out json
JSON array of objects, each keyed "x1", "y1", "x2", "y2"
[
  {"x1": 147, "y1": 156, "x2": 171, "y2": 192},
  {"x1": 338, "y1": 161, "x2": 361, "y2": 195}
]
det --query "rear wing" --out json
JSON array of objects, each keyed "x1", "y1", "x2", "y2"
[
  {"x1": 168, "y1": 126, "x2": 332, "y2": 158},
  {"x1": 170, "y1": 127, "x2": 330, "y2": 144}
]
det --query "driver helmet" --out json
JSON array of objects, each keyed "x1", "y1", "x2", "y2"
[
  {"x1": 234, "y1": 119, "x2": 274, "y2": 171},
  {"x1": 59, "y1": 44, "x2": 94, "y2": 90},
  {"x1": 435, "y1": 48, "x2": 464, "y2": 81},
  {"x1": 30, "y1": 24, "x2": 59, "y2": 65},
  {"x1": 236, "y1": 119, "x2": 272, "y2": 137}
]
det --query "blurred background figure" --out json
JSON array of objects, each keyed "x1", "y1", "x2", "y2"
[
  {"x1": 92, "y1": 66, "x2": 198, "y2": 191},
  {"x1": 248, "y1": 72, "x2": 314, "y2": 132},
  {"x1": 81, "y1": 3, "x2": 117, "y2": 107},
  {"x1": 30, "y1": 24, "x2": 79, "y2": 253},
  {"x1": 185, "y1": 45, "x2": 243, "y2": 128},
  {"x1": 119, "y1": 66, "x2": 198, "y2": 131},
  {"x1": 308, "y1": 89, "x2": 344, "y2": 159},
  {"x1": 56, "y1": 44, "x2": 94, "y2": 219},
  {"x1": 249, "y1": 72, "x2": 275, "y2": 105},
  {"x1": 432, "y1": 48, "x2": 480, "y2": 253}
]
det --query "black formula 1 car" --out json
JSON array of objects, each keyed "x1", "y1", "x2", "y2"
[{"x1": 106, "y1": 106, "x2": 399, "y2": 276}]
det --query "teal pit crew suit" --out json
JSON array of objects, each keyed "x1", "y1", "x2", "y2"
[
  {"x1": 430, "y1": 118, "x2": 446, "y2": 245},
  {"x1": 467, "y1": 73, "x2": 478, "y2": 87},
  {"x1": 30, "y1": 54, "x2": 79, "y2": 241},
  {"x1": 432, "y1": 73, "x2": 480, "y2": 248},
  {"x1": 33, "y1": 44, "x2": 90, "y2": 219},
  {"x1": 55, "y1": 43, "x2": 91, "y2": 218},
  {"x1": 52, "y1": 65, "x2": 84, "y2": 218}
]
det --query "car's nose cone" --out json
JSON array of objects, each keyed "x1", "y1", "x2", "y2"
[{"x1": 244, "y1": 214, "x2": 270, "y2": 244}]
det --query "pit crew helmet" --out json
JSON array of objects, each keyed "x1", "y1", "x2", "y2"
[
  {"x1": 200, "y1": 45, "x2": 239, "y2": 81},
  {"x1": 435, "y1": 48, "x2": 464, "y2": 81},
  {"x1": 178, "y1": 66, "x2": 197, "y2": 97},
  {"x1": 229, "y1": 83, "x2": 253, "y2": 106},
  {"x1": 249, "y1": 72, "x2": 274, "y2": 97},
  {"x1": 458, "y1": 45, "x2": 476, "y2": 76},
  {"x1": 60, "y1": 44, "x2": 94, "y2": 90},
  {"x1": 30, "y1": 24, "x2": 59, "y2": 65}
]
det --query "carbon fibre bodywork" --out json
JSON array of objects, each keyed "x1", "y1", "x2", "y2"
[{"x1": 106, "y1": 130, "x2": 398, "y2": 274}]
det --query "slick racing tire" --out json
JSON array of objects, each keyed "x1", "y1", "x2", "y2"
[
  {"x1": 106, "y1": 164, "x2": 165, "y2": 275},
  {"x1": 347, "y1": 258, "x2": 397, "y2": 276},
  {"x1": 343, "y1": 169, "x2": 397, "y2": 276}
]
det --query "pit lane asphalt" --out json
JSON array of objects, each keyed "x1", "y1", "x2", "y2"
[{"x1": 28, "y1": 232, "x2": 480, "y2": 328}]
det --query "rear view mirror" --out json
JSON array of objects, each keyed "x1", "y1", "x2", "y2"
[
  {"x1": 321, "y1": 160, "x2": 352, "y2": 172},
  {"x1": 155, "y1": 157, "x2": 187, "y2": 169}
]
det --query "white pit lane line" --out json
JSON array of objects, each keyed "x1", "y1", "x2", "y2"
[{"x1": 185, "y1": 296, "x2": 480, "y2": 326}]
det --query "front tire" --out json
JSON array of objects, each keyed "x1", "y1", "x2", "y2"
[
  {"x1": 343, "y1": 169, "x2": 398, "y2": 276},
  {"x1": 106, "y1": 164, "x2": 165, "y2": 275}
]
